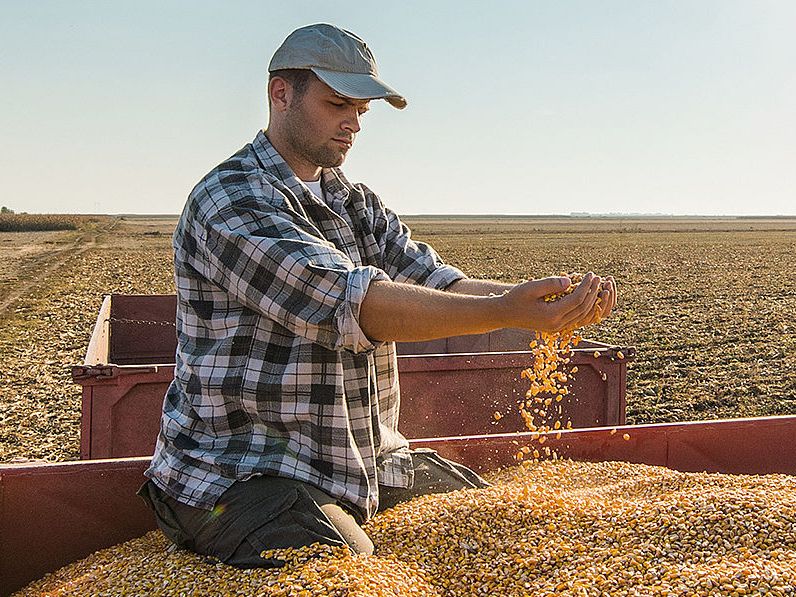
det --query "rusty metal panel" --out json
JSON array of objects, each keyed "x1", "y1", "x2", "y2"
[
  {"x1": 409, "y1": 427, "x2": 669, "y2": 474},
  {"x1": 81, "y1": 368, "x2": 173, "y2": 459},
  {"x1": 74, "y1": 349, "x2": 630, "y2": 459},
  {"x1": 108, "y1": 294, "x2": 177, "y2": 365},
  {"x1": 0, "y1": 457, "x2": 154, "y2": 596},
  {"x1": 80, "y1": 384, "x2": 92, "y2": 460},
  {"x1": 397, "y1": 348, "x2": 627, "y2": 438},
  {"x1": 665, "y1": 417, "x2": 796, "y2": 475},
  {"x1": 411, "y1": 416, "x2": 796, "y2": 477}
]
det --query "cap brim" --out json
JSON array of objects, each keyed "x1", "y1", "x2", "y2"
[{"x1": 311, "y1": 68, "x2": 407, "y2": 109}]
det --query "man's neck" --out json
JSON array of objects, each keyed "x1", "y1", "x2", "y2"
[{"x1": 263, "y1": 128, "x2": 321, "y2": 182}]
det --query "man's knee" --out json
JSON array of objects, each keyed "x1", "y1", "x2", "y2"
[{"x1": 138, "y1": 476, "x2": 370, "y2": 567}]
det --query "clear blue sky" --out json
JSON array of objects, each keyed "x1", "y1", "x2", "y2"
[{"x1": 2, "y1": 1, "x2": 794, "y2": 215}]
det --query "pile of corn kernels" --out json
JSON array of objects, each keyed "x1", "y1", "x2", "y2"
[{"x1": 16, "y1": 459, "x2": 796, "y2": 596}]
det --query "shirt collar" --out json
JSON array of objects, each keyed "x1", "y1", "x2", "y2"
[
  {"x1": 253, "y1": 129, "x2": 352, "y2": 206},
  {"x1": 322, "y1": 168, "x2": 352, "y2": 206}
]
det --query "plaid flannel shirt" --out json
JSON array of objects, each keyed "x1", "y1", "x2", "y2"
[{"x1": 145, "y1": 130, "x2": 466, "y2": 519}]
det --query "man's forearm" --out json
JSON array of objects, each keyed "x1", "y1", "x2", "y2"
[
  {"x1": 445, "y1": 278, "x2": 515, "y2": 297},
  {"x1": 359, "y1": 280, "x2": 507, "y2": 342},
  {"x1": 359, "y1": 273, "x2": 612, "y2": 343}
]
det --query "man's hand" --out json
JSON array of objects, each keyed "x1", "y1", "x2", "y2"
[
  {"x1": 497, "y1": 272, "x2": 615, "y2": 333},
  {"x1": 564, "y1": 274, "x2": 618, "y2": 329}
]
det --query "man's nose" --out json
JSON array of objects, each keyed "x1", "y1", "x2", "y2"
[{"x1": 342, "y1": 110, "x2": 361, "y2": 135}]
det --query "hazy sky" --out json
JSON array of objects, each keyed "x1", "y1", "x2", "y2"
[{"x1": 2, "y1": 1, "x2": 794, "y2": 215}]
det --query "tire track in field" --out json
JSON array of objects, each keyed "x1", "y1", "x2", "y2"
[{"x1": 0, "y1": 218, "x2": 120, "y2": 317}]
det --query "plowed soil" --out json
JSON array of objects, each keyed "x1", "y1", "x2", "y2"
[{"x1": 1, "y1": 215, "x2": 794, "y2": 463}]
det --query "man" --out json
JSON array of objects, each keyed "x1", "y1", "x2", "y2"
[{"x1": 139, "y1": 23, "x2": 617, "y2": 565}]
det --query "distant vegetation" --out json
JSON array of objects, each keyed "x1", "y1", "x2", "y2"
[{"x1": 0, "y1": 211, "x2": 79, "y2": 232}]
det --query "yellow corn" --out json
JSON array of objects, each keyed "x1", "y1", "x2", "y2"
[{"x1": 19, "y1": 460, "x2": 796, "y2": 596}]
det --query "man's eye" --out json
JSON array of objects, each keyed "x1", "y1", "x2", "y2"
[{"x1": 330, "y1": 101, "x2": 345, "y2": 107}]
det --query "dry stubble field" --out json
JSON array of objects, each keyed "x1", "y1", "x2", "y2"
[{"x1": 1, "y1": 215, "x2": 795, "y2": 464}]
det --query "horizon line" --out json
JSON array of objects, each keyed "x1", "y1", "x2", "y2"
[{"x1": 3, "y1": 212, "x2": 796, "y2": 219}]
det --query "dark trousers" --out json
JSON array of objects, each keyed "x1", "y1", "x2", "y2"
[{"x1": 138, "y1": 448, "x2": 487, "y2": 567}]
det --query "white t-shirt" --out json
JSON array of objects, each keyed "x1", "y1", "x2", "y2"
[{"x1": 304, "y1": 178, "x2": 323, "y2": 200}]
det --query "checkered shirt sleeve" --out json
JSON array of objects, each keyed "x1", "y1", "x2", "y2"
[{"x1": 198, "y1": 201, "x2": 388, "y2": 354}]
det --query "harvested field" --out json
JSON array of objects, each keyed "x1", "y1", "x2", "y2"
[{"x1": 1, "y1": 215, "x2": 795, "y2": 463}]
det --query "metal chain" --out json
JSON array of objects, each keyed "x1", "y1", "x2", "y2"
[{"x1": 107, "y1": 317, "x2": 176, "y2": 327}]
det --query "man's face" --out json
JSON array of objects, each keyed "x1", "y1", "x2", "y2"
[{"x1": 282, "y1": 77, "x2": 370, "y2": 171}]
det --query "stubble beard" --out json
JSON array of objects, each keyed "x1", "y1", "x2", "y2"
[{"x1": 283, "y1": 102, "x2": 347, "y2": 170}]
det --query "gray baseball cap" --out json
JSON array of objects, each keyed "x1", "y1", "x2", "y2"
[{"x1": 269, "y1": 23, "x2": 407, "y2": 110}]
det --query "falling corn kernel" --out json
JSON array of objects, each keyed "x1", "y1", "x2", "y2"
[
  {"x1": 518, "y1": 279, "x2": 586, "y2": 456},
  {"x1": 593, "y1": 351, "x2": 600, "y2": 358},
  {"x1": 493, "y1": 411, "x2": 502, "y2": 421},
  {"x1": 610, "y1": 429, "x2": 617, "y2": 435},
  {"x1": 617, "y1": 351, "x2": 625, "y2": 360},
  {"x1": 623, "y1": 433, "x2": 631, "y2": 441}
]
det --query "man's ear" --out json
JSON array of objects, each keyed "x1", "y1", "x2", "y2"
[{"x1": 269, "y1": 77, "x2": 291, "y2": 112}]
